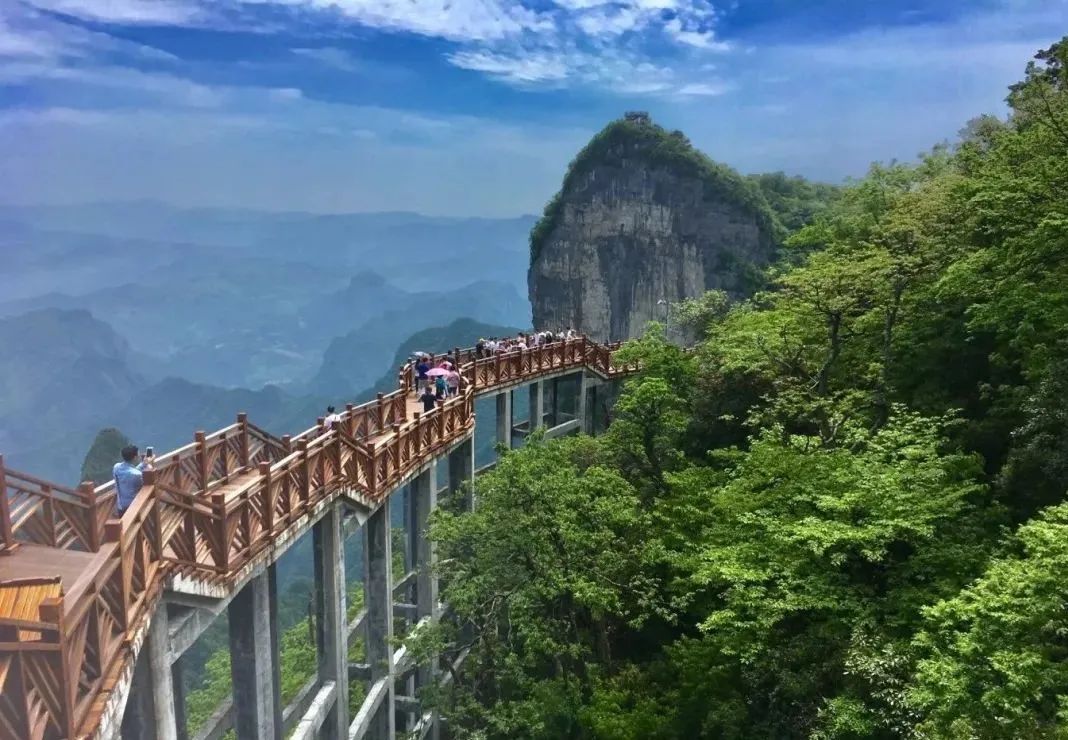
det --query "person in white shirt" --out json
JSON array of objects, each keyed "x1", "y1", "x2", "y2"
[{"x1": 324, "y1": 405, "x2": 342, "y2": 427}]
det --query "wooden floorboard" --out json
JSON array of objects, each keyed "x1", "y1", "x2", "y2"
[{"x1": 0, "y1": 543, "x2": 97, "y2": 593}]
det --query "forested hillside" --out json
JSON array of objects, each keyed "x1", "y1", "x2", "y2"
[{"x1": 413, "y1": 39, "x2": 1068, "y2": 739}]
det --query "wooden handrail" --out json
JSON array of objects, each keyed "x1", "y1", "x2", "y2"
[{"x1": 0, "y1": 334, "x2": 635, "y2": 740}]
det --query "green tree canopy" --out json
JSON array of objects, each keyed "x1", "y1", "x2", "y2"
[{"x1": 80, "y1": 427, "x2": 132, "y2": 485}]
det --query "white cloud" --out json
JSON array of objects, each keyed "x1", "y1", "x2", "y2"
[
  {"x1": 447, "y1": 50, "x2": 570, "y2": 83},
  {"x1": 663, "y1": 16, "x2": 731, "y2": 51},
  {"x1": 292, "y1": 0, "x2": 554, "y2": 42},
  {"x1": 676, "y1": 81, "x2": 730, "y2": 96},
  {"x1": 269, "y1": 86, "x2": 303, "y2": 101},
  {"x1": 25, "y1": 0, "x2": 202, "y2": 24},
  {"x1": 291, "y1": 46, "x2": 360, "y2": 71}
]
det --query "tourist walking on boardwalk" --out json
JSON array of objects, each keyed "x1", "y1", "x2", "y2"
[
  {"x1": 419, "y1": 384, "x2": 438, "y2": 412},
  {"x1": 114, "y1": 444, "x2": 154, "y2": 517},
  {"x1": 415, "y1": 356, "x2": 430, "y2": 394},
  {"x1": 447, "y1": 367, "x2": 461, "y2": 397},
  {"x1": 434, "y1": 373, "x2": 447, "y2": 400},
  {"x1": 324, "y1": 405, "x2": 342, "y2": 427}
]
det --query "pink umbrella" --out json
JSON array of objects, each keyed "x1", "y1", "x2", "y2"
[{"x1": 426, "y1": 367, "x2": 450, "y2": 377}]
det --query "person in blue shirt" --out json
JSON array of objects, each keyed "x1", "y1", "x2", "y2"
[
  {"x1": 113, "y1": 445, "x2": 153, "y2": 516},
  {"x1": 415, "y1": 359, "x2": 430, "y2": 393}
]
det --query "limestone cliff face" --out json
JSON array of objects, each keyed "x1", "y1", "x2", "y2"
[{"x1": 529, "y1": 113, "x2": 780, "y2": 341}]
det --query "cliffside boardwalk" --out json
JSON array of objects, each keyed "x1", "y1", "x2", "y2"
[{"x1": 0, "y1": 336, "x2": 635, "y2": 740}]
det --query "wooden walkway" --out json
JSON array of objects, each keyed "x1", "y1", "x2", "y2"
[{"x1": 0, "y1": 336, "x2": 634, "y2": 740}]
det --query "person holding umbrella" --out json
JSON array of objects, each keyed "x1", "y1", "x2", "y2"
[{"x1": 426, "y1": 365, "x2": 450, "y2": 400}]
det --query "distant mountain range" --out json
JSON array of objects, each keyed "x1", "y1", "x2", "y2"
[
  {"x1": 2, "y1": 201, "x2": 535, "y2": 389},
  {"x1": 0, "y1": 202, "x2": 537, "y2": 481}
]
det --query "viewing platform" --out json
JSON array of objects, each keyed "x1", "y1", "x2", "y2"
[{"x1": 0, "y1": 336, "x2": 636, "y2": 740}]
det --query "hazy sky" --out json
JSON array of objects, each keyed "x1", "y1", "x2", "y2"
[{"x1": 0, "y1": 0, "x2": 1064, "y2": 216}]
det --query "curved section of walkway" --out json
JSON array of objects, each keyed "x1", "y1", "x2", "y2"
[{"x1": 0, "y1": 336, "x2": 634, "y2": 740}]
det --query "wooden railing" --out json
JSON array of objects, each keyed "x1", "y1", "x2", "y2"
[{"x1": 0, "y1": 335, "x2": 634, "y2": 739}]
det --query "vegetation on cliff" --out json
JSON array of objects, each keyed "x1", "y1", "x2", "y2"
[
  {"x1": 529, "y1": 113, "x2": 787, "y2": 266},
  {"x1": 80, "y1": 427, "x2": 131, "y2": 485},
  {"x1": 416, "y1": 38, "x2": 1068, "y2": 739}
]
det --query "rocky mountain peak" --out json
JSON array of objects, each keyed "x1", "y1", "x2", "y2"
[{"x1": 528, "y1": 114, "x2": 781, "y2": 341}]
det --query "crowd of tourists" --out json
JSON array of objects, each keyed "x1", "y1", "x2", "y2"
[
  {"x1": 112, "y1": 330, "x2": 585, "y2": 513},
  {"x1": 475, "y1": 328, "x2": 577, "y2": 358}
]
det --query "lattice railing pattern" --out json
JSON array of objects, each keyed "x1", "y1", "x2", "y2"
[{"x1": 0, "y1": 335, "x2": 634, "y2": 739}]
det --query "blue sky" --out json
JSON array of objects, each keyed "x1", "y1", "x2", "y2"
[{"x1": 0, "y1": 0, "x2": 1064, "y2": 216}]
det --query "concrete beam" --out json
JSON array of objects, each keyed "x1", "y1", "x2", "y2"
[
  {"x1": 287, "y1": 681, "x2": 337, "y2": 740},
  {"x1": 227, "y1": 566, "x2": 281, "y2": 740},
  {"x1": 529, "y1": 381, "x2": 544, "y2": 431},
  {"x1": 364, "y1": 500, "x2": 395, "y2": 739},
  {"x1": 448, "y1": 437, "x2": 475, "y2": 511},
  {"x1": 348, "y1": 662, "x2": 372, "y2": 680},
  {"x1": 394, "y1": 602, "x2": 419, "y2": 618},
  {"x1": 394, "y1": 696, "x2": 421, "y2": 713},
  {"x1": 348, "y1": 677, "x2": 389, "y2": 740},
  {"x1": 544, "y1": 418, "x2": 581, "y2": 441},
  {"x1": 190, "y1": 699, "x2": 232, "y2": 740},
  {"x1": 281, "y1": 674, "x2": 320, "y2": 737},
  {"x1": 168, "y1": 605, "x2": 219, "y2": 666},
  {"x1": 495, "y1": 391, "x2": 512, "y2": 450},
  {"x1": 313, "y1": 505, "x2": 349, "y2": 740}
]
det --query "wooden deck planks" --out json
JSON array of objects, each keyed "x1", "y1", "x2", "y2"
[{"x1": 0, "y1": 544, "x2": 96, "y2": 595}]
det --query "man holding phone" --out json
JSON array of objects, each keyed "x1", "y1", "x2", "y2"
[{"x1": 113, "y1": 444, "x2": 154, "y2": 517}]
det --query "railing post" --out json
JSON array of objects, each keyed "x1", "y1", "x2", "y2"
[
  {"x1": 42, "y1": 484, "x2": 56, "y2": 547},
  {"x1": 0, "y1": 454, "x2": 15, "y2": 554},
  {"x1": 346, "y1": 403, "x2": 356, "y2": 436},
  {"x1": 367, "y1": 440, "x2": 378, "y2": 498},
  {"x1": 282, "y1": 433, "x2": 292, "y2": 454},
  {"x1": 377, "y1": 392, "x2": 387, "y2": 429},
  {"x1": 297, "y1": 440, "x2": 311, "y2": 512},
  {"x1": 237, "y1": 412, "x2": 251, "y2": 468},
  {"x1": 212, "y1": 491, "x2": 229, "y2": 573},
  {"x1": 38, "y1": 596, "x2": 76, "y2": 740},
  {"x1": 195, "y1": 430, "x2": 209, "y2": 491},
  {"x1": 80, "y1": 481, "x2": 100, "y2": 552},
  {"x1": 413, "y1": 414, "x2": 422, "y2": 457},
  {"x1": 260, "y1": 462, "x2": 274, "y2": 535},
  {"x1": 104, "y1": 520, "x2": 130, "y2": 634}
]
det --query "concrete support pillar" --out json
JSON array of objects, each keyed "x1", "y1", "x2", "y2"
[
  {"x1": 149, "y1": 605, "x2": 180, "y2": 740},
  {"x1": 172, "y1": 655, "x2": 189, "y2": 740},
  {"x1": 364, "y1": 500, "x2": 396, "y2": 739},
  {"x1": 228, "y1": 567, "x2": 281, "y2": 740},
  {"x1": 529, "y1": 381, "x2": 544, "y2": 431},
  {"x1": 495, "y1": 391, "x2": 512, "y2": 451},
  {"x1": 313, "y1": 505, "x2": 349, "y2": 740},
  {"x1": 448, "y1": 437, "x2": 475, "y2": 511},
  {"x1": 412, "y1": 464, "x2": 440, "y2": 739},
  {"x1": 577, "y1": 372, "x2": 590, "y2": 435},
  {"x1": 122, "y1": 606, "x2": 178, "y2": 740},
  {"x1": 121, "y1": 648, "x2": 155, "y2": 740},
  {"x1": 412, "y1": 465, "x2": 439, "y2": 623},
  {"x1": 549, "y1": 378, "x2": 560, "y2": 428}
]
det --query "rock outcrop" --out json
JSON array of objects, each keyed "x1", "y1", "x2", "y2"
[{"x1": 528, "y1": 112, "x2": 780, "y2": 341}]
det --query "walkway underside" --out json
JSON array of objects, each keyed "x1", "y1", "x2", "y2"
[{"x1": 0, "y1": 337, "x2": 633, "y2": 740}]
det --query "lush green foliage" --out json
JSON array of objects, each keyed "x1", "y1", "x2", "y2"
[
  {"x1": 79, "y1": 427, "x2": 132, "y2": 485},
  {"x1": 529, "y1": 113, "x2": 784, "y2": 265},
  {"x1": 184, "y1": 582, "x2": 367, "y2": 736},
  {"x1": 748, "y1": 171, "x2": 842, "y2": 232},
  {"x1": 417, "y1": 39, "x2": 1068, "y2": 739}
]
